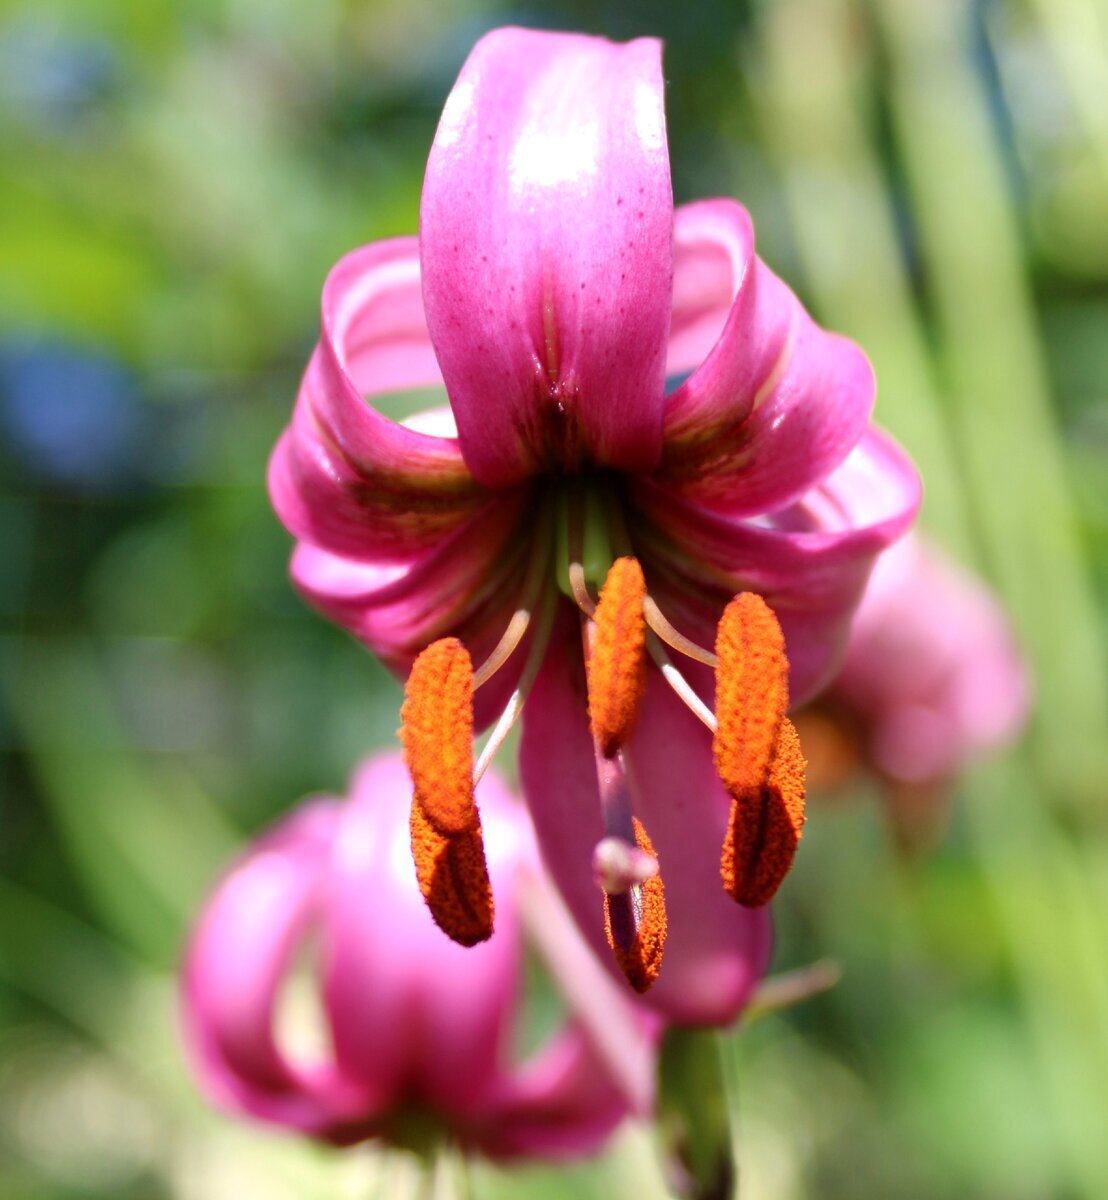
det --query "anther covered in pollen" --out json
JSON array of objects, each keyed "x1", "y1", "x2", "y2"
[
  {"x1": 721, "y1": 717, "x2": 806, "y2": 908},
  {"x1": 604, "y1": 818, "x2": 666, "y2": 994},
  {"x1": 588, "y1": 557, "x2": 648, "y2": 758},
  {"x1": 713, "y1": 593, "x2": 789, "y2": 794},
  {"x1": 401, "y1": 638, "x2": 493, "y2": 944},
  {"x1": 712, "y1": 593, "x2": 807, "y2": 908},
  {"x1": 400, "y1": 638, "x2": 477, "y2": 835},
  {"x1": 410, "y1": 795, "x2": 494, "y2": 946}
]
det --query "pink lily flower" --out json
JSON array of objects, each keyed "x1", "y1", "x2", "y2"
[
  {"x1": 268, "y1": 28, "x2": 920, "y2": 1023},
  {"x1": 798, "y1": 536, "x2": 1030, "y2": 848},
  {"x1": 181, "y1": 753, "x2": 655, "y2": 1160}
]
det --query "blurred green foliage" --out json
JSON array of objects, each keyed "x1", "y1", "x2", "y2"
[{"x1": 1, "y1": 0, "x2": 1106, "y2": 1197}]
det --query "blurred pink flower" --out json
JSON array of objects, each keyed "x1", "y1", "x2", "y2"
[
  {"x1": 834, "y1": 535, "x2": 1030, "y2": 781},
  {"x1": 799, "y1": 536, "x2": 1030, "y2": 846},
  {"x1": 181, "y1": 754, "x2": 655, "y2": 1160},
  {"x1": 267, "y1": 28, "x2": 919, "y2": 1022}
]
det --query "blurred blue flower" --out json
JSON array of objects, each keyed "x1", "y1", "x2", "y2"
[
  {"x1": 0, "y1": 342, "x2": 147, "y2": 491},
  {"x1": 0, "y1": 17, "x2": 119, "y2": 131}
]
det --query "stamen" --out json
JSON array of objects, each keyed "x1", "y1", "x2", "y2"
[
  {"x1": 400, "y1": 507, "x2": 555, "y2": 948},
  {"x1": 643, "y1": 595, "x2": 718, "y2": 668},
  {"x1": 604, "y1": 818, "x2": 667, "y2": 993},
  {"x1": 712, "y1": 592, "x2": 789, "y2": 797},
  {"x1": 410, "y1": 796, "x2": 494, "y2": 945},
  {"x1": 647, "y1": 632, "x2": 718, "y2": 733},
  {"x1": 473, "y1": 587, "x2": 558, "y2": 785},
  {"x1": 721, "y1": 717, "x2": 806, "y2": 907},
  {"x1": 587, "y1": 557, "x2": 648, "y2": 757},
  {"x1": 471, "y1": 608, "x2": 531, "y2": 690},
  {"x1": 472, "y1": 501, "x2": 554, "y2": 691},
  {"x1": 400, "y1": 638, "x2": 476, "y2": 836},
  {"x1": 564, "y1": 485, "x2": 598, "y2": 616},
  {"x1": 568, "y1": 561, "x2": 597, "y2": 617}
]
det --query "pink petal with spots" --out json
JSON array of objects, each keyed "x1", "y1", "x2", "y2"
[{"x1": 421, "y1": 28, "x2": 673, "y2": 487}]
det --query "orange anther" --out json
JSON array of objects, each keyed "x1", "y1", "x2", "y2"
[
  {"x1": 721, "y1": 717, "x2": 807, "y2": 907},
  {"x1": 400, "y1": 638, "x2": 476, "y2": 836},
  {"x1": 410, "y1": 794, "x2": 494, "y2": 946},
  {"x1": 588, "y1": 557, "x2": 648, "y2": 758},
  {"x1": 713, "y1": 592, "x2": 789, "y2": 796},
  {"x1": 604, "y1": 818, "x2": 667, "y2": 993}
]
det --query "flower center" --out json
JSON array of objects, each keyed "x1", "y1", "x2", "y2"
[{"x1": 399, "y1": 483, "x2": 807, "y2": 986}]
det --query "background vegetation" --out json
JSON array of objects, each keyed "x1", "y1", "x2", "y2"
[{"x1": 1, "y1": 0, "x2": 1106, "y2": 1196}]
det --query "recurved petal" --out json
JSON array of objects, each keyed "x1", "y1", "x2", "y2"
[
  {"x1": 180, "y1": 800, "x2": 355, "y2": 1135},
  {"x1": 289, "y1": 491, "x2": 534, "y2": 730},
  {"x1": 475, "y1": 1021, "x2": 645, "y2": 1161},
  {"x1": 520, "y1": 610, "x2": 774, "y2": 1027},
  {"x1": 631, "y1": 427, "x2": 922, "y2": 704},
  {"x1": 268, "y1": 238, "x2": 488, "y2": 564},
  {"x1": 660, "y1": 200, "x2": 875, "y2": 517},
  {"x1": 665, "y1": 200, "x2": 788, "y2": 423},
  {"x1": 421, "y1": 28, "x2": 673, "y2": 488},
  {"x1": 320, "y1": 756, "x2": 527, "y2": 1121},
  {"x1": 666, "y1": 205, "x2": 741, "y2": 380}
]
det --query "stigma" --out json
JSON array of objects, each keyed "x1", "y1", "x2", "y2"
[{"x1": 398, "y1": 519, "x2": 806, "y2": 990}]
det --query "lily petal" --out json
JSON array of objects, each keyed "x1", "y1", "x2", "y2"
[
  {"x1": 421, "y1": 28, "x2": 673, "y2": 487},
  {"x1": 667, "y1": 201, "x2": 748, "y2": 379},
  {"x1": 520, "y1": 609, "x2": 774, "y2": 1026},
  {"x1": 631, "y1": 428, "x2": 922, "y2": 703},
  {"x1": 289, "y1": 492, "x2": 534, "y2": 729},
  {"x1": 268, "y1": 238, "x2": 487, "y2": 563},
  {"x1": 321, "y1": 756, "x2": 525, "y2": 1120},
  {"x1": 477, "y1": 1022, "x2": 640, "y2": 1160},
  {"x1": 180, "y1": 800, "x2": 352, "y2": 1134},
  {"x1": 665, "y1": 201, "x2": 788, "y2": 423},
  {"x1": 660, "y1": 200, "x2": 874, "y2": 517}
]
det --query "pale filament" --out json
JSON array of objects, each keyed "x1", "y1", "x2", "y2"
[
  {"x1": 472, "y1": 607, "x2": 531, "y2": 690},
  {"x1": 646, "y1": 632, "x2": 718, "y2": 733},
  {"x1": 473, "y1": 589, "x2": 556, "y2": 785},
  {"x1": 643, "y1": 595, "x2": 718, "y2": 668},
  {"x1": 473, "y1": 502, "x2": 556, "y2": 689},
  {"x1": 568, "y1": 561, "x2": 597, "y2": 616},
  {"x1": 565, "y1": 486, "x2": 598, "y2": 616}
]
